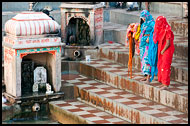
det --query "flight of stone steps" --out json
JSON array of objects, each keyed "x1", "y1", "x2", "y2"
[
  {"x1": 51, "y1": 57, "x2": 188, "y2": 123},
  {"x1": 50, "y1": 9, "x2": 188, "y2": 124},
  {"x1": 2, "y1": 8, "x2": 188, "y2": 124}
]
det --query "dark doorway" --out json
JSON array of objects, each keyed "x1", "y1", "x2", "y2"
[
  {"x1": 21, "y1": 60, "x2": 34, "y2": 96},
  {"x1": 66, "y1": 17, "x2": 90, "y2": 46},
  {"x1": 21, "y1": 53, "x2": 53, "y2": 96}
]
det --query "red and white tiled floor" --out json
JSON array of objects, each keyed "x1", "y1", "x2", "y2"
[
  {"x1": 50, "y1": 100, "x2": 130, "y2": 124},
  {"x1": 80, "y1": 59, "x2": 188, "y2": 98},
  {"x1": 98, "y1": 42, "x2": 188, "y2": 84},
  {"x1": 61, "y1": 74, "x2": 188, "y2": 124}
]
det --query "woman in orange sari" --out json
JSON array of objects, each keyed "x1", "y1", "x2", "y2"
[
  {"x1": 126, "y1": 23, "x2": 140, "y2": 78},
  {"x1": 153, "y1": 16, "x2": 175, "y2": 90}
]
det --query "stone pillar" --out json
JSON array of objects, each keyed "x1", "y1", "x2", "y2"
[
  {"x1": 94, "y1": 7, "x2": 103, "y2": 46},
  {"x1": 90, "y1": 10, "x2": 95, "y2": 45},
  {"x1": 183, "y1": 2, "x2": 188, "y2": 17},
  {"x1": 15, "y1": 55, "x2": 22, "y2": 97},
  {"x1": 55, "y1": 51, "x2": 61, "y2": 92},
  {"x1": 61, "y1": 9, "x2": 67, "y2": 42}
]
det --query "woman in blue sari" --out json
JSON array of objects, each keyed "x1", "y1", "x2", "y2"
[{"x1": 139, "y1": 10, "x2": 155, "y2": 83}]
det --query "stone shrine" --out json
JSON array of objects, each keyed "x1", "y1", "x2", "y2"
[
  {"x1": 60, "y1": 2, "x2": 104, "y2": 46},
  {"x1": 3, "y1": 11, "x2": 62, "y2": 98}
]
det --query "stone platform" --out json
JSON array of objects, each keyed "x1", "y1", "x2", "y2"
[
  {"x1": 2, "y1": 5, "x2": 188, "y2": 124},
  {"x1": 79, "y1": 58, "x2": 188, "y2": 114},
  {"x1": 94, "y1": 43, "x2": 188, "y2": 85},
  {"x1": 49, "y1": 99, "x2": 130, "y2": 124},
  {"x1": 103, "y1": 22, "x2": 188, "y2": 60},
  {"x1": 59, "y1": 73, "x2": 188, "y2": 124},
  {"x1": 107, "y1": 9, "x2": 188, "y2": 37}
]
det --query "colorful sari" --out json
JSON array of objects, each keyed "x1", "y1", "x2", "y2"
[
  {"x1": 125, "y1": 23, "x2": 140, "y2": 78},
  {"x1": 148, "y1": 29, "x2": 158, "y2": 82},
  {"x1": 139, "y1": 10, "x2": 155, "y2": 76},
  {"x1": 153, "y1": 16, "x2": 175, "y2": 86},
  {"x1": 134, "y1": 24, "x2": 141, "y2": 55}
]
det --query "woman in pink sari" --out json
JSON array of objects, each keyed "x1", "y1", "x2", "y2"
[{"x1": 153, "y1": 16, "x2": 175, "y2": 90}]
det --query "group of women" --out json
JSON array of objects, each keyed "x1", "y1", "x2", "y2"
[{"x1": 126, "y1": 10, "x2": 175, "y2": 90}]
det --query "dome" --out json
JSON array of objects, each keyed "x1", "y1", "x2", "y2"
[{"x1": 5, "y1": 11, "x2": 60, "y2": 36}]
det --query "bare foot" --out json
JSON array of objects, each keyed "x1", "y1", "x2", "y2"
[
  {"x1": 158, "y1": 85, "x2": 164, "y2": 88},
  {"x1": 144, "y1": 79, "x2": 150, "y2": 84},
  {"x1": 160, "y1": 86, "x2": 168, "y2": 90},
  {"x1": 140, "y1": 78, "x2": 147, "y2": 81}
]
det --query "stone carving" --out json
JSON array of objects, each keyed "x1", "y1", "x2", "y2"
[
  {"x1": 66, "y1": 18, "x2": 90, "y2": 46},
  {"x1": 33, "y1": 67, "x2": 47, "y2": 93},
  {"x1": 32, "y1": 83, "x2": 38, "y2": 92},
  {"x1": 34, "y1": 67, "x2": 47, "y2": 84},
  {"x1": 46, "y1": 83, "x2": 54, "y2": 94},
  {"x1": 33, "y1": 66, "x2": 53, "y2": 94}
]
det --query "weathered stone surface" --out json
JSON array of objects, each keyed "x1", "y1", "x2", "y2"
[
  {"x1": 60, "y1": 82, "x2": 75, "y2": 100},
  {"x1": 5, "y1": 12, "x2": 60, "y2": 36},
  {"x1": 79, "y1": 59, "x2": 188, "y2": 114},
  {"x1": 49, "y1": 100, "x2": 92, "y2": 124},
  {"x1": 49, "y1": 99, "x2": 130, "y2": 124},
  {"x1": 61, "y1": 74, "x2": 188, "y2": 124},
  {"x1": 3, "y1": 11, "x2": 62, "y2": 98},
  {"x1": 60, "y1": 3, "x2": 104, "y2": 46},
  {"x1": 103, "y1": 23, "x2": 188, "y2": 60},
  {"x1": 2, "y1": 103, "x2": 21, "y2": 121},
  {"x1": 34, "y1": 67, "x2": 47, "y2": 84},
  {"x1": 97, "y1": 43, "x2": 188, "y2": 84}
]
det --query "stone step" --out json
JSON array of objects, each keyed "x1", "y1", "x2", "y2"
[
  {"x1": 147, "y1": 2, "x2": 186, "y2": 18},
  {"x1": 78, "y1": 59, "x2": 188, "y2": 114},
  {"x1": 49, "y1": 99, "x2": 130, "y2": 124},
  {"x1": 103, "y1": 22, "x2": 127, "y2": 44},
  {"x1": 107, "y1": 9, "x2": 188, "y2": 37},
  {"x1": 61, "y1": 73, "x2": 188, "y2": 124},
  {"x1": 168, "y1": 19, "x2": 188, "y2": 37},
  {"x1": 103, "y1": 22, "x2": 188, "y2": 60},
  {"x1": 88, "y1": 42, "x2": 188, "y2": 84},
  {"x1": 172, "y1": 35, "x2": 188, "y2": 59}
]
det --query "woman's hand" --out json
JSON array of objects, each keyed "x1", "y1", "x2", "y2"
[
  {"x1": 161, "y1": 39, "x2": 170, "y2": 55},
  {"x1": 146, "y1": 37, "x2": 149, "y2": 43},
  {"x1": 161, "y1": 50, "x2": 164, "y2": 55}
]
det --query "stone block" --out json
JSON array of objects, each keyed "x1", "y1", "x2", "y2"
[
  {"x1": 103, "y1": 9, "x2": 110, "y2": 22},
  {"x1": 49, "y1": 101, "x2": 90, "y2": 124},
  {"x1": 103, "y1": 29, "x2": 113, "y2": 42},
  {"x1": 98, "y1": 44, "x2": 188, "y2": 84},
  {"x1": 60, "y1": 83, "x2": 75, "y2": 100},
  {"x1": 85, "y1": 49, "x2": 100, "y2": 59},
  {"x1": 79, "y1": 60, "x2": 188, "y2": 114}
]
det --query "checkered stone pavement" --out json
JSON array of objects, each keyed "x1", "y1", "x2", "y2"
[
  {"x1": 62, "y1": 74, "x2": 188, "y2": 124},
  {"x1": 98, "y1": 42, "x2": 188, "y2": 85},
  {"x1": 79, "y1": 58, "x2": 188, "y2": 115},
  {"x1": 80, "y1": 59, "x2": 188, "y2": 98},
  {"x1": 100, "y1": 42, "x2": 188, "y2": 68},
  {"x1": 49, "y1": 100, "x2": 130, "y2": 124}
]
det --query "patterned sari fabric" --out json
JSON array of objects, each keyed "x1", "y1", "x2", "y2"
[
  {"x1": 135, "y1": 25, "x2": 141, "y2": 55},
  {"x1": 148, "y1": 29, "x2": 158, "y2": 82},
  {"x1": 125, "y1": 23, "x2": 140, "y2": 78},
  {"x1": 153, "y1": 16, "x2": 175, "y2": 86},
  {"x1": 139, "y1": 10, "x2": 155, "y2": 76}
]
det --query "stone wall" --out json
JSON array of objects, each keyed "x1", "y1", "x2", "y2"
[{"x1": 141, "y1": 2, "x2": 185, "y2": 17}]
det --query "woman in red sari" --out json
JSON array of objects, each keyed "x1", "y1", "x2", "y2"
[{"x1": 153, "y1": 16, "x2": 175, "y2": 90}]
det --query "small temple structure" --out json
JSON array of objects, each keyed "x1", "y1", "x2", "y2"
[{"x1": 3, "y1": 12, "x2": 62, "y2": 99}]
